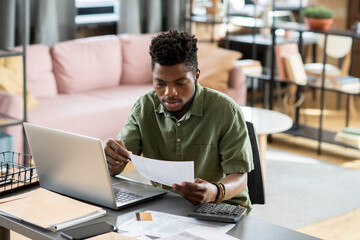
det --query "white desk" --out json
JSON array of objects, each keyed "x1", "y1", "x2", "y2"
[{"x1": 241, "y1": 107, "x2": 293, "y2": 181}]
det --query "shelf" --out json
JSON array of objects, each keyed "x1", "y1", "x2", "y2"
[
  {"x1": 227, "y1": 4, "x2": 305, "y2": 18},
  {"x1": 226, "y1": 33, "x2": 318, "y2": 47},
  {"x1": 187, "y1": 14, "x2": 360, "y2": 39},
  {"x1": 274, "y1": 22, "x2": 360, "y2": 38},
  {"x1": 284, "y1": 124, "x2": 360, "y2": 150},
  {"x1": 229, "y1": 16, "x2": 266, "y2": 29},
  {"x1": 187, "y1": 1, "x2": 358, "y2": 154},
  {"x1": 0, "y1": 49, "x2": 23, "y2": 58},
  {"x1": 247, "y1": 74, "x2": 360, "y2": 95},
  {"x1": 186, "y1": 15, "x2": 228, "y2": 24},
  {"x1": 187, "y1": 15, "x2": 266, "y2": 28},
  {"x1": 0, "y1": 114, "x2": 24, "y2": 128},
  {"x1": 0, "y1": 0, "x2": 27, "y2": 154}
]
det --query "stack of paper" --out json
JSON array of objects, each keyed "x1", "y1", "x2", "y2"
[
  {"x1": 332, "y1": 76, "x2": 360, "y2": 94},
  {"x1": 0, "y1": 188, "x2": 106, "y2": 231},
  {"x1": 117, "y1": 211, "x2": 234, "y2": 239},
  {"x1": 334, "y1": 127, "x2": 360, "y2": 149},
  {"x1": 158, "y1": 226, "x2": 239, "y2": 240}
]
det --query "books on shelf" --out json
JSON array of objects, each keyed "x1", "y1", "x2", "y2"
[
  {"x1": 342, "y1": 127, "x2": 360, "y2": 136},
  {"x1": 274, "y1": 43, "x2": 299, "y2": 81},
  {"x1": 331, "y1": 76, "x2": 360, "y2": 94},
  {"x1": 283, "y1": 53, "x2": 308, "y2": 85},
  {"x1": 234, "y1": 59, "x2": 262, "y2": 77},
  {"x1": 0, "y1": 188, "x2": 106, "y2": 231},
  {"x1": 334, "y1": 127, "x2": 360, "y2": 149}
]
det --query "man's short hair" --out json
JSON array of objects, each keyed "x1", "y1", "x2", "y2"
[{"x1": 149, "y1": 29, "x2": 198, "y2": 75}]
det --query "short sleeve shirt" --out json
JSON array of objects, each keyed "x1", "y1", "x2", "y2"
[{"x1": 117, "y1": 84, "x2": 254, "y2": 210}]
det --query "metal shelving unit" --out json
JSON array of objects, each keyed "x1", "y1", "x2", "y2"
[
  {"x1": 245, "y1": 1, "x2": 360, "y2": 154},
  {"x1": 0, "y1": 0, "x2": 29, "y2": 154},
  {"x1": 186, "y1": 0, "x2": 360, "y2": 153}
]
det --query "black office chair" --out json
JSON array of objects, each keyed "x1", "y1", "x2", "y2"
[{"x1": 246, "y1": 121, "x2": 265, "y2": 205}]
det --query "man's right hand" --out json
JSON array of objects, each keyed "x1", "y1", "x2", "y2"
[{"x1": 104, "y1": 139, "x2": 131, "y2": 176}]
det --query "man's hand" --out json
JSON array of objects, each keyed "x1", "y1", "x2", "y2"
[
  {"x1": 104, "y1": 139, "x2": 131, "y2": 176},
  {"x1": 172, "y1": 178, "x2": 218, "y2": 205}
]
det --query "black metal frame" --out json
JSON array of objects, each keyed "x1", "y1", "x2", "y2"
[{"x1": 0, "y1": 0, "x2": 28, "y2": 156}]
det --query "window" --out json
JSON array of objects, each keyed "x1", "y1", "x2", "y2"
[{"x1": 75, "y1": 0, "x2": 119, "y2": 26}]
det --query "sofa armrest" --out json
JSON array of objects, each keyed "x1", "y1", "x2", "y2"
[
  {"x1": 227, "y1": 62, "x2": 247, "y2": 106},
  {"x1": 0, "y1": 90, "x2": 22, "y2": 119}
]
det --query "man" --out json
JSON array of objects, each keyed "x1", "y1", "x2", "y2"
[{"x1": 105, "y1": 29, "x2": 253, "y2": 212}]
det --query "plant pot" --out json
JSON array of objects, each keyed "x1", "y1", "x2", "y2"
[{"x1": 304, "y1": 18, "x2": 334, "y2": 31}]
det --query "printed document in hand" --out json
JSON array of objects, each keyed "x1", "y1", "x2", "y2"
[
  {"x1": 130, "y1": 154, "x2": 194, "y2": 186},
  {"x1": 117, "y1": 211, "x2": 235, "y2": 238}
]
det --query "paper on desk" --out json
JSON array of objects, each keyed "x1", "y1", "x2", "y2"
[
  {"x1": 130, "y1": 154, "x2": 194, "y2": 186},
  {"x1": 87, "y1": 232, "x2": 138, "y2": 240},
  {"x1": 0, "y1": 188, "x2": 106, "y2": 231},
  {"x1": 158, "y1": 226, "x2": 240, "y2": 240},
  {"x1": 117, "y1": 211, "x2": 235, "y2": 238}
]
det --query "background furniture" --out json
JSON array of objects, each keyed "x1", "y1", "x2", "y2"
[
  {"x1": 241, "y1": 106, "x2": 293, "y2": 182},
  {"x1": 246, "y1": 121, "x2": 265, "y2": 205},
  {"x1": 187, "y1": 0, "x2": 360, "y2": 154},
  {"x1": 0, "y1": 0, "x2": 28, "y2": 153},
  {"x1": 0, "y1": 180, "x2": 321, "y2": 240},
  {"x1": 0, "y1": 34, "x2": 247, "y2": 152},
  {"x1": 304, "y1": 34, "x2": 353, "y2": 78},
  {"x1": 230, "y1": 1, "x2": 359, "y2": 154}
]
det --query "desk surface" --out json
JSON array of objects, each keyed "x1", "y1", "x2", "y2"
[{"x1": 0, "y1": 180, "x2": 320, "y2": 240}]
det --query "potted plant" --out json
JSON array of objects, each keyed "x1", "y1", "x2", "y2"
[{"x1": 302, "y1": 6, "x2": 334, "y2": 31}]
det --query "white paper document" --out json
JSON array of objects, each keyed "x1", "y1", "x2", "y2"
[
  {"x1": 130, "y1": 154, "x2": 194, "y2": 186},
  {"x1": 117, "y1": 211, "x2": 235, "y2": 238},
  {"x1": 159, "y1": 226, "x2": 240, "y2": 240}
]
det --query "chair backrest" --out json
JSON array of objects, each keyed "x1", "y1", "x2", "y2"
[
  {"x1": 317, "y1": 35, "x2": 352, "y2": 59},
  {"x1": 246, "y1": 121, "x2": 265, "y2": 205},
  {"x1": 318, "y1": 35, "x2": 353, "y2": 76}
]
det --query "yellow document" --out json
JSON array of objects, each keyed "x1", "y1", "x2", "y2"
[{"x1": 0, "y1": 188, "x2": 106, "y2": 231}]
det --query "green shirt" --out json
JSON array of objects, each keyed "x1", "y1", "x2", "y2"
[{"x1": 117, "y1": 84, "x2": 254, "y2": 211}]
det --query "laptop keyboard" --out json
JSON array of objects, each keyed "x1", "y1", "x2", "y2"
[{"x1": 114, "y1": 190, "x2": 143, "y2": 203}]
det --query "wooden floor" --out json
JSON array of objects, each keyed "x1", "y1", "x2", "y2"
[
  {"x1": 10, "y1": 91, "x2": 360, "y2": 240},
  {"x1": 266, "y1": 90, "x2": 360, "y2": 240},
  {"x1": 268, "y1": 135, "x2": 360, "y2": 240}
]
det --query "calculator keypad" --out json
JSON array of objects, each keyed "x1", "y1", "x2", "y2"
[{"x1": 188, "y1": 203, "x2": 246, "y2": 223}]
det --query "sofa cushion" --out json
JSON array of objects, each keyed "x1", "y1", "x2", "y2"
[
  {"x1": 28, "y1": 85, "x2": 153, "y2": 141},
  {"x1": 26, "y1": 44, "x2": 58, "y2": 98},
  {"x1": 51, "y1": 35, "x2": 121, "y2": 93},
  {"x1": 119, "y1": 34, "x2": 155, "y2": 85},
  {"x1": 14, "y1": 44, "x2": 58, "y2": 99},
  {"x1": 197, "y1": 43, "x2": 242, "y2": 93},
  {"x1": 0, "y1": 56, "x2": 38, "y2": 109}
]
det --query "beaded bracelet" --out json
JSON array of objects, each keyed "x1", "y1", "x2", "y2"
[
  {"x1": 219, "y1": 182, "x2": 226, "y2": 199},
  {"x1": 216, "y1": 182, "x2": 225, "y2": 203},
  {"x1": 211, "y1": 182, "x2": 221, "y2": 202}
]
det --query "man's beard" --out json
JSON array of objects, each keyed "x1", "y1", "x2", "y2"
[{"x1": 161, "y1": 100, "x2": 192, "y2": 117}]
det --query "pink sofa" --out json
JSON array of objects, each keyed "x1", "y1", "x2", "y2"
[{"x1": 0, "y1": 34, "x2": 247, "y2": 152}]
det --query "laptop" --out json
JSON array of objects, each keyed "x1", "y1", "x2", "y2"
[{"x1": 23, "y1": 123, "x2": 167, "y2": 210}]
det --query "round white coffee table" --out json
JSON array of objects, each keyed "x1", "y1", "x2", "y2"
[{"x1": 240, "y1": 107, "x2": 293, "y2": 182}]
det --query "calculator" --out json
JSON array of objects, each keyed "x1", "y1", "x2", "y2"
[{"x1": 187, "y1": 202, "x2": 246, "y2": 223}]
